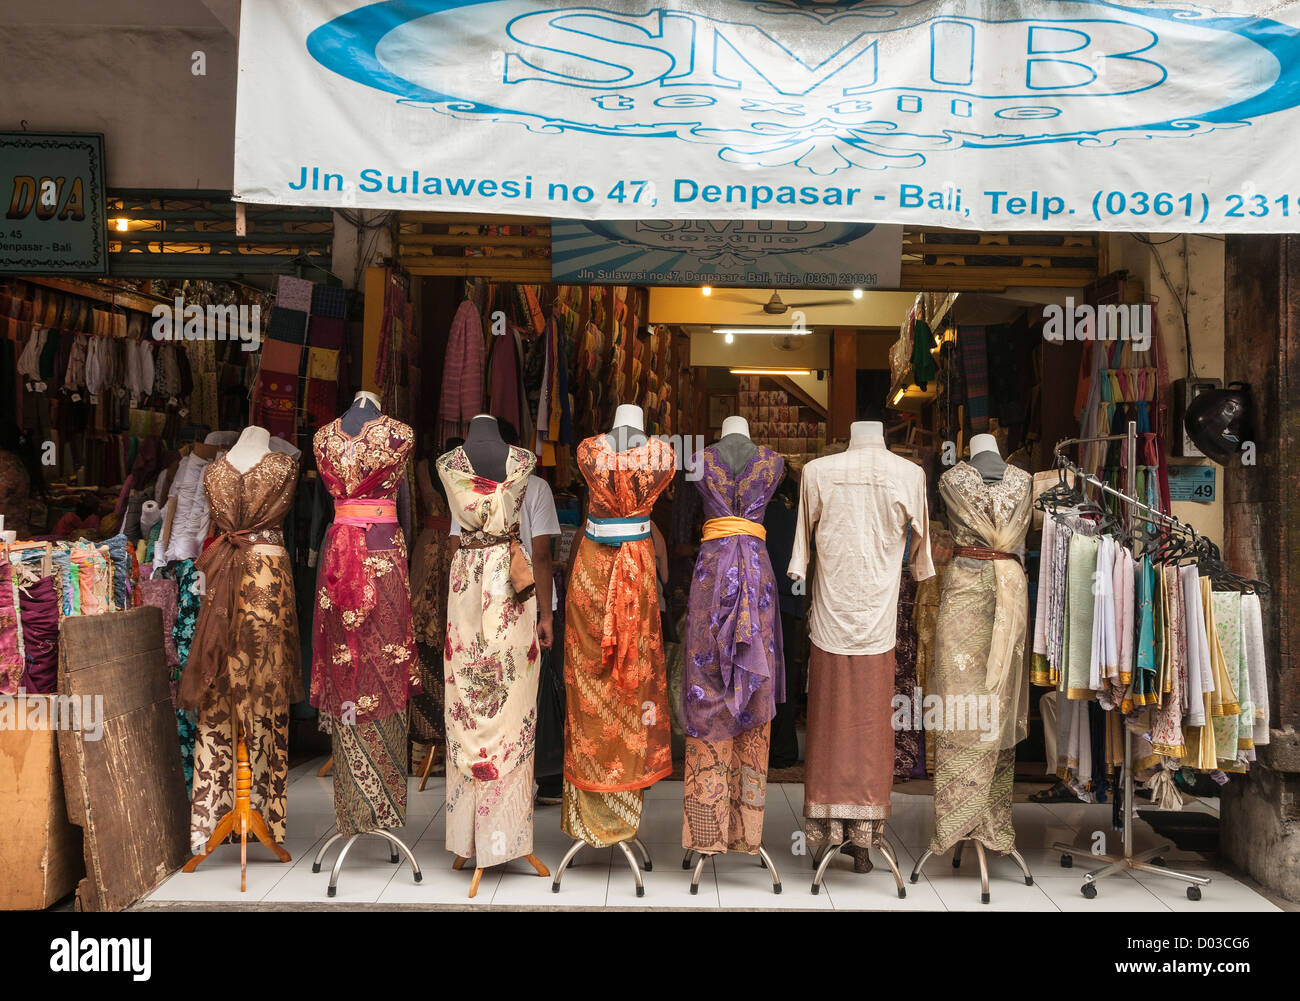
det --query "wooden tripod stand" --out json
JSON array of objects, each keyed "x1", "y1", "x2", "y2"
[
  {"x1": 183, "y1": 720, "x2": 291, "y2": 891},
  {"x1": 453, "y1": 852, "x2": 549, "y2": 898}
]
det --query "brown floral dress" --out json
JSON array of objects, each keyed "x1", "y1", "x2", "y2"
[{"x1": 186, "y1": 448, "x2": 303, "y2": 855}]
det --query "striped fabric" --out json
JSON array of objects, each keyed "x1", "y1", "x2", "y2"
[
  {"x1": 439, "y1": 299, "x2": 484, "y2": 441},
  {"x1": 958, "y1": 325, "x2": 990, "y2": 431}
]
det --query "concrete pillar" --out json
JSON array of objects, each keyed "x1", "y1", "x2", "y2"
[{"x1": 1220, "y1": 235, "x2": 1300, "y2": 901}]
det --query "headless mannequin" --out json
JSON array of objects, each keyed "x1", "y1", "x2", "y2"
[
  {"x1": 225, "y1": 425, "x2": 272, "y2": 474},
  {"x1": 450, "y1": 412, "x2": 549, "y2": 891},
  {"x1": 967, "y1": 433, "x2": 1006, "y2": 484},
  {"x1": 340, "y1": 390, "x2": 382, "y2": 436},
  {"x1": 184, "y1": 420, "x2": 290, "y2": 887},
  {"x1": 716, "y1": 415, "x2": 758, "y2": 475},
  {"x1": 849, "y1": 420, "x2": 885, "y2": 448},
  {"x1": 606, "y1": 403, "x2": 648, "y2": 452},
  {"x1": 463, "y1": 414, "x2": 510, "y2": 481}
]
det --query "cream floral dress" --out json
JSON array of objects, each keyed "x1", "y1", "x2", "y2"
[{"x1": 437, "y1": 444, "x2": 540, "y2": 866}]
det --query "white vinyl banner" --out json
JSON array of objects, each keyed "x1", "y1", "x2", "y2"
[{"x1": 234, "y1": 1, "x2": 1300, "y2": 232}]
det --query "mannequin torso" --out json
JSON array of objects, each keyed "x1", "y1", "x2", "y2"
[
  {"x1": 849, "y1": 420, "x2": 885, "y2": 448},
  {"x1": 967, "y1": 433, "x2": 1006, "y2": 484},
  {"x1": 606, "y1": 403, "x2": 648, "y2": 453},
  {"x1": 715, "y1": 425, "x2": 758, "y2": 476},
  {"x1": 225, "y1": 425, "x2": 271, "y2": 474},
  {"x1": 341, "y1": 391, "x2": 382, "y2": 437},
  {"x1": 463, "y1": 414, "x2": 510, "y2": 481}
]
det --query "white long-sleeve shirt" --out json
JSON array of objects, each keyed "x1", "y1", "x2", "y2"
[{"x1": 787, "y1": 440, "x2": 935, "y2": 656}]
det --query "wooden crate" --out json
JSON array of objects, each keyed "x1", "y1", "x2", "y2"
[
  {"x1": 57, "y1": 607, "x2": 189, "y2": 912},
  {"x1": 0, "y1": 696, "x2": 85, "y2": 909}
]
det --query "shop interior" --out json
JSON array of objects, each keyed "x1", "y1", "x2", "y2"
[{"x1": 0, "y1": 217, "x2": 1277, "y2": 912}]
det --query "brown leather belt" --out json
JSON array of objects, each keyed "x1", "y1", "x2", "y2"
[
  {"x1": 458, "y1": 525, "x2": 520, "y2": 550},
  {"x1": 953, "y1": 545, "x2": 1020, "y2": 563}
]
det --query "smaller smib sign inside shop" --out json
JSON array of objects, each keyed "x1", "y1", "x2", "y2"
[
  {"x1": 551, "y1": 219, "x2": 902, "y2": 287},
  {"x1": 0, "y1": 132, "x2": 107, "y2": 276}
]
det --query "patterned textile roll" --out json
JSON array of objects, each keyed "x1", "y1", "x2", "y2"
[
  {"x1": 331, "y1": 713, "x2": 409, "y2": 836},
  {"x1": 682, "y1": 725, "x2": 770, "y2": 855}
]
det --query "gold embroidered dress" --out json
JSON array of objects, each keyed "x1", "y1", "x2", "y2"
[{"x1": 928, "y1": 462, "x2": 1032, "y2": 855}]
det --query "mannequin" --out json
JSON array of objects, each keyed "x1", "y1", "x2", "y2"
[
  {"x1": 606, "y1": 403, "x2": 648, "y2": 452},
  {"x1": 340, "y1": 390, "x2": 382, "y2": 436},
  {"x1": 785, "y1": 412, "x2": 934, "y2": 894},
  {"x1": 850, "y1": 420, "x2": 885, "y2": 447},
  {"x1": 967, "y1": 433, "x2": 1006, "y2": 484},
  {"x1": 716, "y1": 415, "x2": 758, "y2": 475},
  {"x1": 224, "y1": 425, "x2": 272, "y2": 474},
  {"x1": 462, "y1": 414, "x2": 510, "y2": 482}
]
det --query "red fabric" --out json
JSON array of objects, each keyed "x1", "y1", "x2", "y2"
[
  {"x1": 440, "y1": 299, "x2": 484, "y2": 430},
  {"x1": 310, "y1": 418, "x2": 420, "y2": 727},
  {"x1": 305, "y1": 379, "x2": 337, "y2": 429},
  {"x1": 255, "y1": 372, "x2": 297, "y2": 440}
]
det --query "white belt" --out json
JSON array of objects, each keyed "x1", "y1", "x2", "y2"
[{"x1": 585, "y1": 516, "x2": 651, "y2": 544}]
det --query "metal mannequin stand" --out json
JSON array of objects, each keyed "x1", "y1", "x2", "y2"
[
  {"x1": 312, "y1": 828, "x2": 422, "y2": 897},
  {"x1": 1047, "y1": 423, "x2": 1212, "y2": 901},
  {"x1": 682, "y1": 846, "x2": 782, "y2": 894},
  {"x1": 552, "y1": 836, "x2": 653, "y2": 896},
  {"x1": 810, "y1": 835, "x2": 907, "y2": 897},
  {"x1": 910, "y1": 840, "x2": 1033, "y2": 903}
]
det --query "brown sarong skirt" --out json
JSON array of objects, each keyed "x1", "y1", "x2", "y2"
[{"x1": 803, "y1": 643, "x2": 895, "y2": 850}]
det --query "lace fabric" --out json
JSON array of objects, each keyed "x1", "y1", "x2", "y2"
[{"x1": 310, "y1": 416, "x2": 420, "y2": 726}]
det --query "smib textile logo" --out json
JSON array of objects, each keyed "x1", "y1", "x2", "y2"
[
  {"x1": 582, "y1": 220, "x2": 876, "y2": 265},
  {"x1": 306, "y1": 0, "x2": 1300, "y2": 175}
]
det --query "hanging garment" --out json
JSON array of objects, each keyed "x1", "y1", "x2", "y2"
[
  {"x1": 1148, "y1": 565, "x2": 1187, "y2": 760},
  {"x1": 1031, "y1": 513, "x2": 1059, "y2": 687},
  {"x1": 1241, "y1": 593, "x2": 1269, "y2": 747},
  {"x1": 680, "y1": 444, "x2": 786, "y2": 855},
  {"x1": 180, "y1": 445, "x2": 303, "y2": 855},
  {"x1": 440, "y1": 300, "x2": 485, "y2": 445},
  {"x1": 1211, "y1": 590, "x2": 1250, "y2": 769},
  {"x1": 894, "y1": 571, "x2": 922, "y2": 780},
  {"x1": 1203, "y1": 584, "x2": 1242, "y2": 769},
  {"x1": 407, "y1": 459, "x2": 455, "y2": 746},
  {"x1": 562, "y1": 434, "x2": 675, "y2": 846},
  {"x1": 437, "y1": 443, "x2": 541, "y2": 866},
  {"x1": 312, "y1": 415, "x2": 419, "y2": 835},
  {"x1": 1091, "y1": 535, "x2": 1118, "y2": 699},
  {"x1": 1062, "y1": 528, "x2": 1100, "y2": 700},
  {"x1": 170, "y1": 558, "x2": 202, "y2": 792},
  {"x1": 927, "y1": 462, "x2": 1032, "y2": 855},
  {"x1": 1181, "y1": 567, "x2": 1217, "y2": 769}
]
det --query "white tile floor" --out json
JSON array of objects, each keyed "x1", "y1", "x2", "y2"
[{"x1": 140, "y1": 756, "x2": 1283, "y2": 911}]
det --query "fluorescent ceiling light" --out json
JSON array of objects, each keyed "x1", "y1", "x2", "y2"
[
  {"x1": 730, "y1": 367, "x2": 813, "y2": 376},
  {"x1": 712, "y1": 327, "x2": 811, "y2": 336}
]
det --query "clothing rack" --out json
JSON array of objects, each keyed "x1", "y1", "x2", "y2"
[{"x1": 1047, "y1": 421, "x2": 1212, "y2": 901}]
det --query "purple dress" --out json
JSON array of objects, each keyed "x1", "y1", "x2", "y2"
[{"x1": 682, "y1": 446, "x2": 787, "y2": 741}]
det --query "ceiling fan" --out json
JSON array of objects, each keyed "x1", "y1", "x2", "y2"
[{"x1": 707, "y1": 289, "x2": 859, "y2": 316}]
